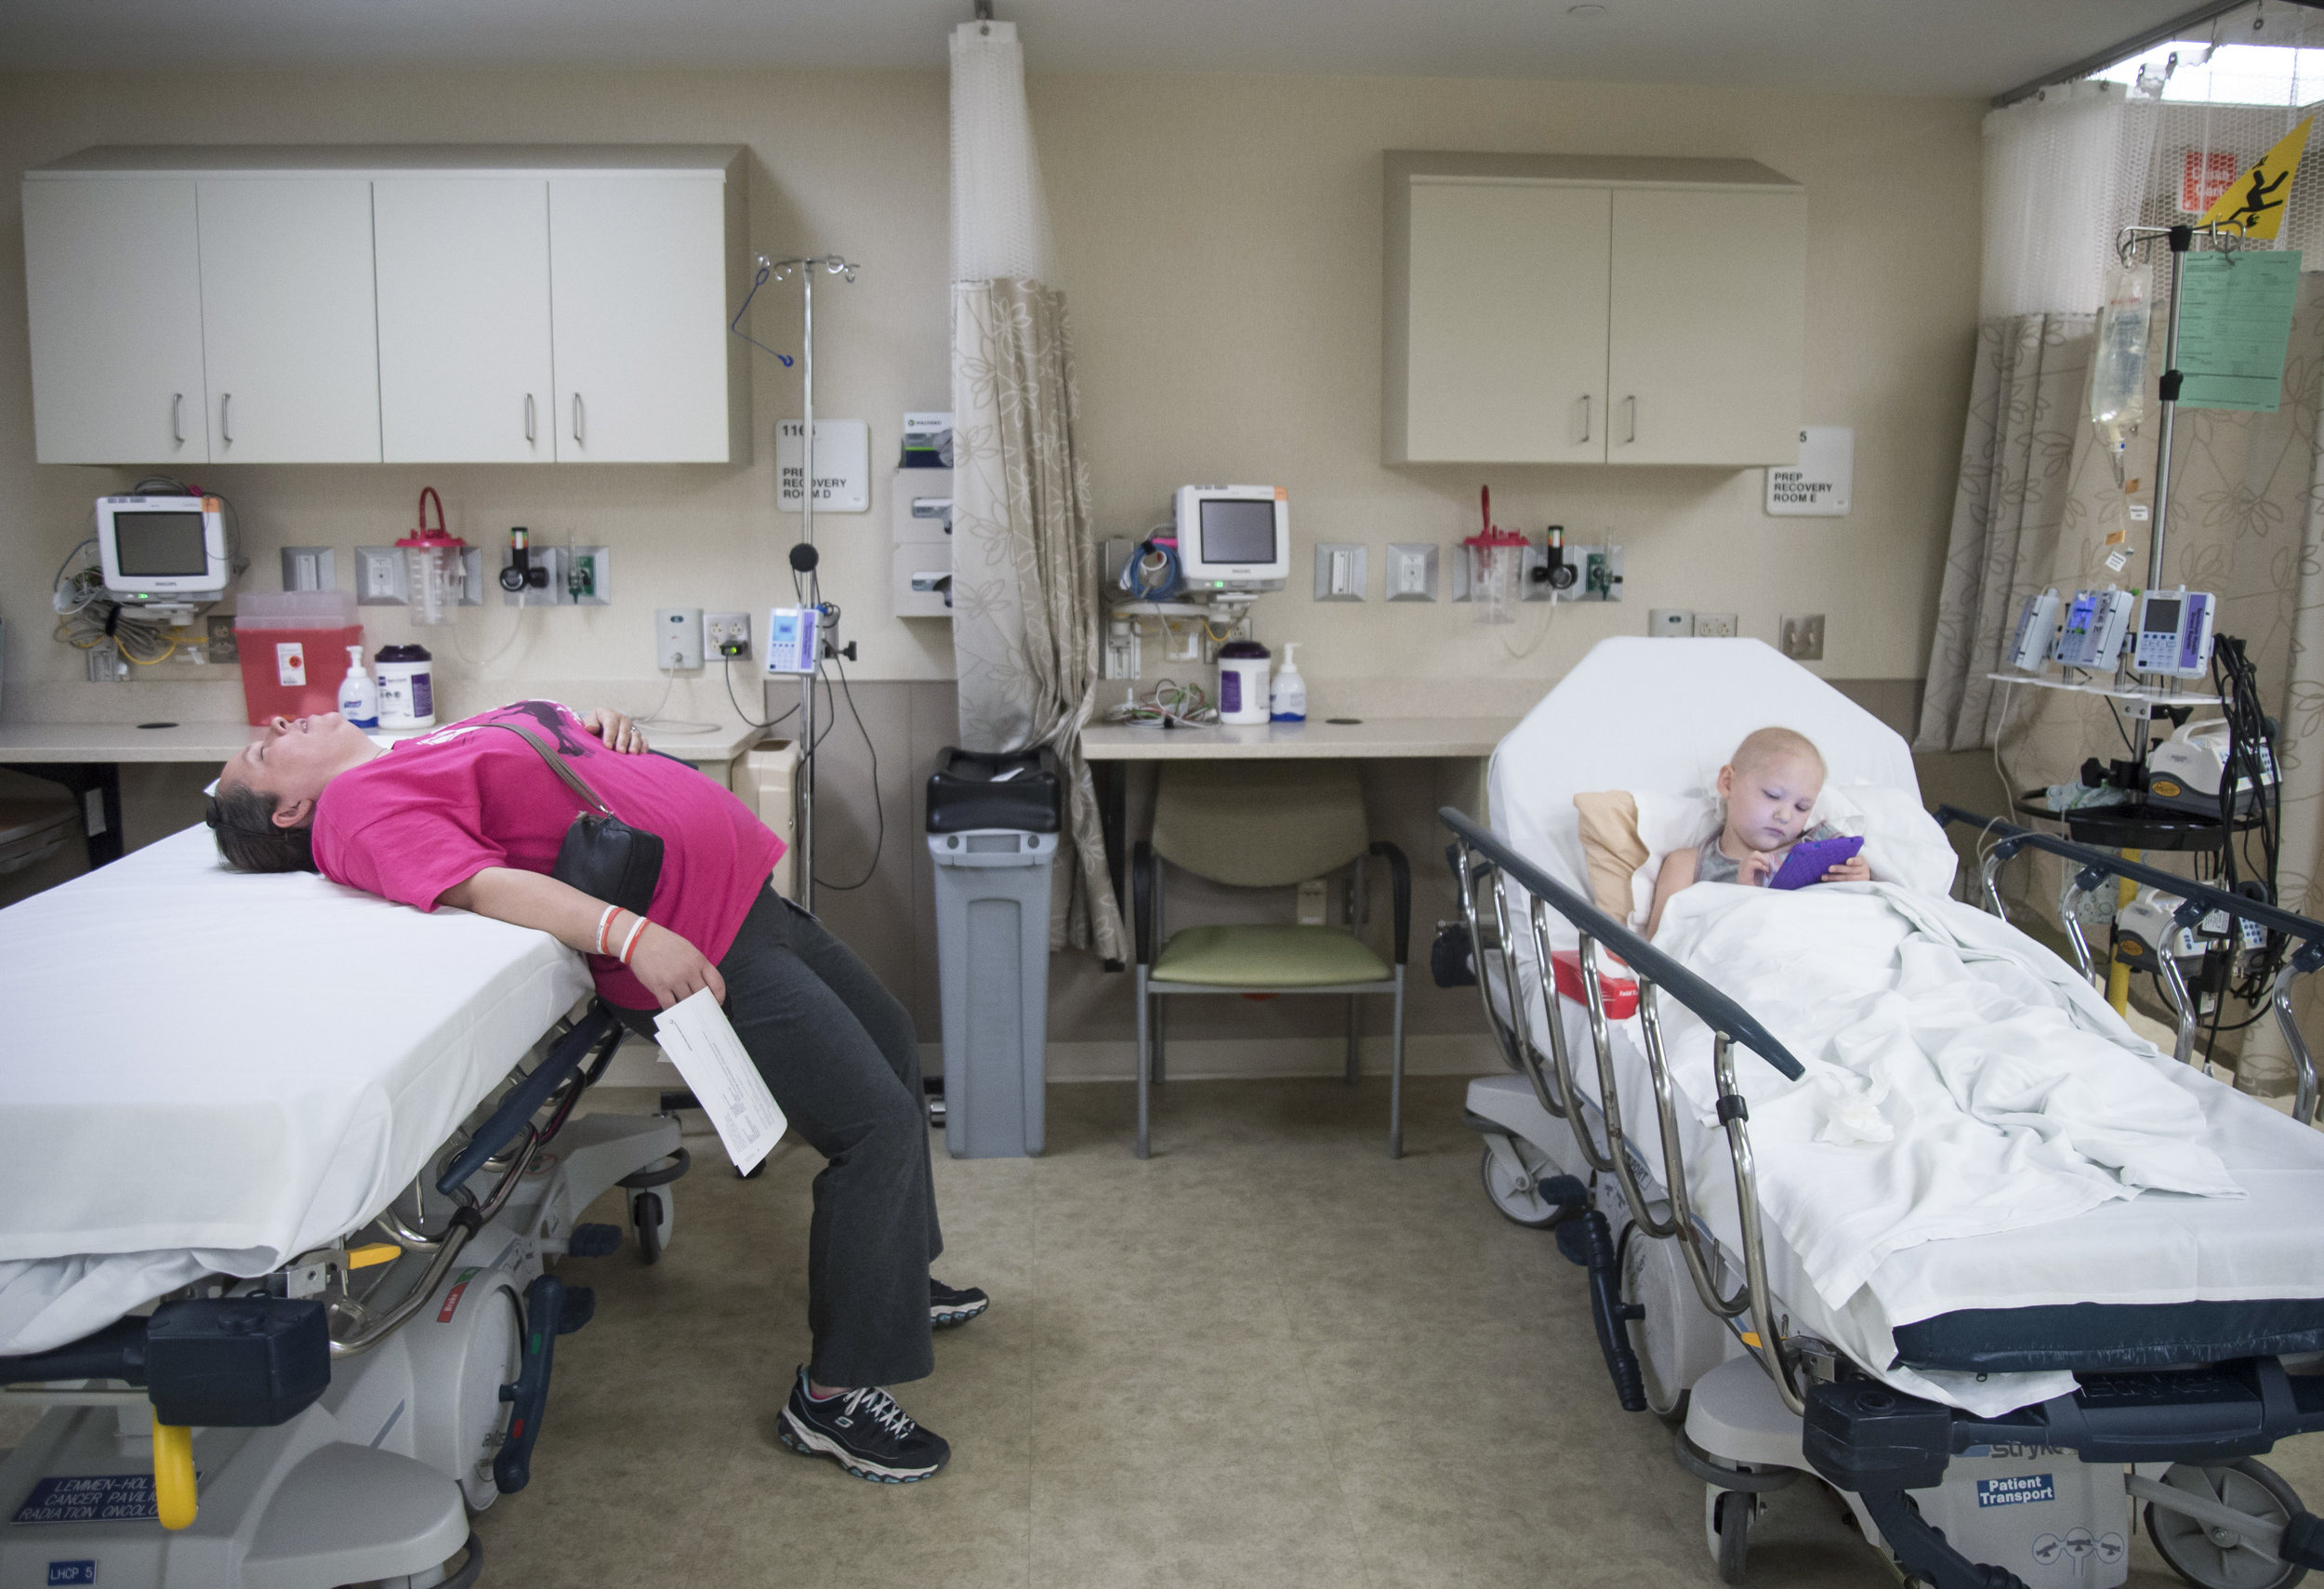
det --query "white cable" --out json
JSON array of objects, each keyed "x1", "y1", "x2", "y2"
[{"x1": 635, "y1": 666, "x2": 720, "y2": 735}]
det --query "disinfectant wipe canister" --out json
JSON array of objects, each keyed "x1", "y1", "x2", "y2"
[
  {"x1": 375, "y1": 643, "x2": 435, "y2": 730},
  {"x1": 1217, "y1": 640, "x2": 1271, "y2": 725}
]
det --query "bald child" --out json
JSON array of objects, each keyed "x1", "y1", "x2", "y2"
[{"x1": 1644, "y1": 727, "x2": 1872, "y2": 937}]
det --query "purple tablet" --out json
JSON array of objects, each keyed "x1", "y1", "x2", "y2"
[{"x1": 1767, "y1": 834, "x2": 1864, "y2": 892}]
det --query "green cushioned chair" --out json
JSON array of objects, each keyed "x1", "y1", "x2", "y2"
[{"x1": 1131, "y1": 759, "x2": 1409, "y2": 1159}]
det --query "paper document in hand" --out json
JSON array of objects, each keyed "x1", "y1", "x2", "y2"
[{"x1": 653, "y1": 989, "x2": 786, "y2": 1175}]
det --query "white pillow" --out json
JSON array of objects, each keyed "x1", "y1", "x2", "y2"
[
  {"x1": 1814, "y1": 781, "x2": 1958, "y2": 897},
  {"x1": 1624, "y1": 790, "x2": 1721, "y2": 930}
]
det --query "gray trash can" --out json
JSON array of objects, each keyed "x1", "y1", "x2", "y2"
[{"x1": 927, "y1": 747, "x2": 1063, "y2": 1158}]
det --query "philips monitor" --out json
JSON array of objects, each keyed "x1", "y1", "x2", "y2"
[
  {"x1": 96, "y1": 495, "x2": 231, "y2": 607},
  {"x1": 1173, "y1": 485, "x2": 1289, "y2": 589}
]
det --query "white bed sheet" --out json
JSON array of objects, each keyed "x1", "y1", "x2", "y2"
[
  {"x1": 0, "y1": 826, "x2": 591, "y2": 1355},
  {"x1": 1520, "y1": 973, "x2": 2324, "y2": 1414}
]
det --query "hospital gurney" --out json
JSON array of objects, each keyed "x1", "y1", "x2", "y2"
[
  {"x1": 0, "y1": 827, "x2": 691, "y2": 1587},
  {"x1": 1441, "y1": 638, "x2": 2324, "y2": 1589}
]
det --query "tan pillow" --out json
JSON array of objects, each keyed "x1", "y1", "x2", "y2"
[{"x1": 1573, "y1": 791, "x2": 1649, "y2": 920}]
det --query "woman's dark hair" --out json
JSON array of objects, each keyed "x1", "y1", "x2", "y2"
[{"x1": 207, "y1": 782, "x2": 318, "y2": 874}]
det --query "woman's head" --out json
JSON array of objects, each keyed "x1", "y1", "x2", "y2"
[
  {"x1": 209, "y1": 712, "x2": 379, "y2": 873},
  {"x1": 1716, "y1": 726, "x2": 1827, "y2": 854}
]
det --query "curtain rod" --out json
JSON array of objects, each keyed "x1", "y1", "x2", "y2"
[{"x1": 1991, "y1": 0, "x2": 2324, "y2": 110}]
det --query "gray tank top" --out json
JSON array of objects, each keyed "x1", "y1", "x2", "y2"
[{"x1": 1698, "y1": 821, "x2": 1838, "y2": 886}]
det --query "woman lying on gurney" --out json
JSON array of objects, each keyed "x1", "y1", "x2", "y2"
[{"x1": 205, "y1": 700, "x2": 979, "y2": 1485}]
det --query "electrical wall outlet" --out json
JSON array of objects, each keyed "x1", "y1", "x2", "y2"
[
  {"x1": 1696, "y1": 613, "x2": 1738, "y2": 639},
  {"x1": 280, "y1": 547, "x2": 336, "y2": 592},
  {"x1": 355, "y1": 547, "x2": 408, "y2": 605},
  {"x1": 706, "y1": 611, "x2": 752, "y2": 659},
  {"x1": 1780, "y1": 613, "x2": 1826, "y2": 661},
  {"x1": 1386, "y1": 543, "x2": 1438, "y2": 602},
  {"x1": 1649, "y1": 608, "x2": 1693, "y2": 638},
  {"x1": 205, "y1": 615, "x2": 239, "y2": 662},
  {"x1": 568, "y1": 546, "x2": 611, "y2": 605},
  {"x1": 1314, "y1": 543, "x2": 1367, "y2": 602},
  {"x1": 655, "y1": 607, "x2": 705, "y2": 670}
]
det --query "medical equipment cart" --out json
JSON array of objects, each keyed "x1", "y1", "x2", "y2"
[{"x1": 927, "y1": 746, "x2": 1063, "y2": 1158}]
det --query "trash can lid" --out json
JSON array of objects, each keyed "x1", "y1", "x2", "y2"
[{"x1": 928, "y1": 747, "x2": 1063, "y2": 834}]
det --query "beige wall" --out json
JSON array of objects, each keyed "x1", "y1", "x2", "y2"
[{"x1": 0, "y1": 65, "x2": 1983, "y2": 1069}]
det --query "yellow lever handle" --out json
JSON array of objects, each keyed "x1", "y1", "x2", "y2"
[
  {"x1": 347, "y1": 1242, "x2": 402, "y2": 1270},
  {"x1": 152, "y1": 1412, "x2": 196, "y2": 1531}
]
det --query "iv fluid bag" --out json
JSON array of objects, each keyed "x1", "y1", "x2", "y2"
[{"x1": 2091, "y1": 267, "x2": 2149, "y2": 444}]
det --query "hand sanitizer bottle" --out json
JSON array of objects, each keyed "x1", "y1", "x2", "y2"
[
  {"x1": 337, "y1": 644, "x2": 379, "y2": 729},
  {"x1": 1269, "y1": 642, "x2": 1307, "y2": 722}
]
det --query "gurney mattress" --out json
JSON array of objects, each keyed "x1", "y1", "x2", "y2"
[{"x1": 0, "y1": 826, "x2": 592, "y2": 1355}]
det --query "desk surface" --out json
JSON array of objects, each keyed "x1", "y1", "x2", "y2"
[
  {"x1": 0, "y1": 720, "x2": 770, "y2": 765},
  {"x1": 1080, "y1": 716, "x2": 1516, "y2": 761}
]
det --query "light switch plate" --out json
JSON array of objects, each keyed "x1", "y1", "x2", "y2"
[
  {"x1": 1781, "y1": 613, "x2": 1826, "y2": 661},
  {"x1": 1385, "y1": 543, "x2": 1438, "y2": 602},
  {"x1": 280, "y1": 547, "x2": 336, "y2": 593},
  {"x1": 1314, "y1": 543, "x2": 1367, "y2": 602},
  {"x1": 354, "y1": 547, "x2": 408, "y2": 606},
  {"x1": 1649, "y1": 608, "x2": 1694, "y2": 638}
]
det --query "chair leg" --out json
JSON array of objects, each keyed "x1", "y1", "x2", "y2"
[
  {"x1": 1135, "y1": 970, "x2": 1152, "y2": 1159},
  {"x1": 1344, "y1": 994, "x2": 1360, "y2": 1084},
  {"x1": 1152, "y1": 998, "x2": 1167, "y2": 1085},
  {"x1": 1389, "y1": 967, "x2": 1406, "y2": 1159}
]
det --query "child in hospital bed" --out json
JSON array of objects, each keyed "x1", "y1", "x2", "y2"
[{"x1": 1643, "y1": 726, "x2": 1871, "y2": 938}]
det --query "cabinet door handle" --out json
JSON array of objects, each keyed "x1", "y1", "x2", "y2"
[
  {"x1": 171, "y1": 393, "x2": 184, "y2": 446},
  {"x1": 220, "y1": 393, "x2": 232, "y2": 446},
  {"x1": 1578, "y1": 393, "x2": 1591, "y2": 444},
  {"x1": 1623, "y1": 395, "x2": 1637, "y2": 444},
  {"x1": 572, "y1": 393, "x2": 584, "y2": 446},
  {"x1": 525, "y1": 393, "x2": 536, "y2": 444}
]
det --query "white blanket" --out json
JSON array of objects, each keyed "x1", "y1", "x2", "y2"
[{"x1": 1647, "y1": 881, "x2": 2243, "y2": 1313}]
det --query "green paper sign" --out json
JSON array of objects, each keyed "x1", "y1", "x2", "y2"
[{"x1": 2177, "y1": 249, "x2": 2304, "y2": 412}]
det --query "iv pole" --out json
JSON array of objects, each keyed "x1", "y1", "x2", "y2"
[{"x1": 759, "y1": 254, "x2": 859, "y2": 912}]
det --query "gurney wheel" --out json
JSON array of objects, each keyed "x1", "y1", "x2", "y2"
[
  {"x1": 1713, "y1": 1489, "x2": 1752, "y2": 1584},
  {"x1": 2147, "y1": 1459, "x2": 2307, "y2": 1589},
  {"x1": 1479, "y1": 1141, "x2": 1569, "y2": 1228},
  {"x1": 632, "y1": 1190, "x2": 667, "y2": 1265}
]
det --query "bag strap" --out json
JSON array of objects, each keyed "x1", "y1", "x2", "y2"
[{"x1": 485, "y1": 722, "x2": 617, "y2": 817}]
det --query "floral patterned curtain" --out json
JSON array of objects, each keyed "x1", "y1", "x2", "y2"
[
  {"x1": 951, "y1": 278, "x2": 1125, "y2": 959},
  {"x1": 1914, "y1": 314, "x2": 2095, "y2": 751}
]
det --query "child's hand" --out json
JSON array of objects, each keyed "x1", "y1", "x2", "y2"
[
  {"x1": 1824, "y1": 855, "x2": 1872, "y2": 884},
  {"x1": 1741, "y1": 852, "x2": 1777, "y2": 886}
]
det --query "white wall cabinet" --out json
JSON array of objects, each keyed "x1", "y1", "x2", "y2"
[
  {"x1": 198, "y1": 178, "x2": 383, "y2": 463},
  {"x1": 549, "y1": 178, "x2": 745, "y2": 464},
  {"x1": 21, "y1": 178, "x2": 210, "y2": 466},
  {"x1": 1384, "y1": 152, "x2": 1805, "y2": 468},
  {"x1": 21, "y1": 145, "x2": 749, "y2": 466},
  {"x1": 374, "y1": 178, "x2": 556, "y2": 464}
]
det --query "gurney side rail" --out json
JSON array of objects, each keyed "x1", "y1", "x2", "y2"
[
  {"x1": 1441, "y1": 808, "x2": 1809, "y2": 1410},
  {"x1": 1936, "y1": 806, "x2": 2324, "y2": 1124}
]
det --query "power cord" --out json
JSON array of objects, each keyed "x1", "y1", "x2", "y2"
[
  {"x1": 810, "y1": 654, "x2": 884, "y2": 893},
  {"x1": 635, "y1": 666, "x2": 720, "y2": 736},
  {"x1": 723, "y1": 655, "x2": 799, "y2": 731}
]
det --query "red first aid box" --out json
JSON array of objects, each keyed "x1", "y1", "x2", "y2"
[{"x1": 1551, "y1": 948, "x2": 1640, "y2": 1019}]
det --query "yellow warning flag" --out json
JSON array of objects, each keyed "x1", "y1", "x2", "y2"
[{"x1": 2199, "y1": 119, "x2": 2313, "y2": 239}]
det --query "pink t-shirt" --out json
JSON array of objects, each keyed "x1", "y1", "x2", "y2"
[{"x1": 311, "y1": 700, "x2": 785, "y2": 1009}]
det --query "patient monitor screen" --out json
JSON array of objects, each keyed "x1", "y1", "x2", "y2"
[
  {"x1": 1199, "y1": 499, "x2": 1278, "y2": 565},
  {"x1": 112, "y1": 511, "x2": 211, "y2": 577}
]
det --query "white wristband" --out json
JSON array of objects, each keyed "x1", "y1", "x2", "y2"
[
  {"x1": 595, "y1": 905, "x2": 623, "y2": 958},
  {"x1": 618, "y1": 914, "x2": 650, "y2": 966}
]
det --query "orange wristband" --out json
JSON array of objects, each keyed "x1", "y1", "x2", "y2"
[{"x1": 618, "y1": 915, "x2": 649, "y2": 966}]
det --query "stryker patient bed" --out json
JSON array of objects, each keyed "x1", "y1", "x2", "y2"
[
  {"x1": 1444, "y1": 638, "x2": 2324, "y2": 1589},
  {"x1": 0, "y1": 825, "x2": 691, "y2": 1587}
]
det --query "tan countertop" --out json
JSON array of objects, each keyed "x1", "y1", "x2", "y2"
[
  {"x1": 0, "y1": 720, "x2": 772, "y2": 765},
  {"x1": 1080, "y1": 715, "x2": 1517, "y2": 761}
]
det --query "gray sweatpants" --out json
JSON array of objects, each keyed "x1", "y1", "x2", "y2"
[{"x1": 619, "y1": 888, "x2": 942, "y2": 1387}]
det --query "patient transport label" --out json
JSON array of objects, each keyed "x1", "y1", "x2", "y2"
[
  {"x1": 14, "y1": 1471, "x2": 190, "y2": 1525},
  {"x1": 1976, "y1": 1474, "x2": 2055, "y2": 1508},
  {"x1": 47, "y1": 1564, "x2": 96, "y2": 1585},
  {"x1": 437, "y1": 1266, "x2": 482, "y2": 1323}
]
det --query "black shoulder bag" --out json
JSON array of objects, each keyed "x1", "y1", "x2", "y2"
[{"x1": 488, "y1": 723, "x2": 665, "y2": 918}]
